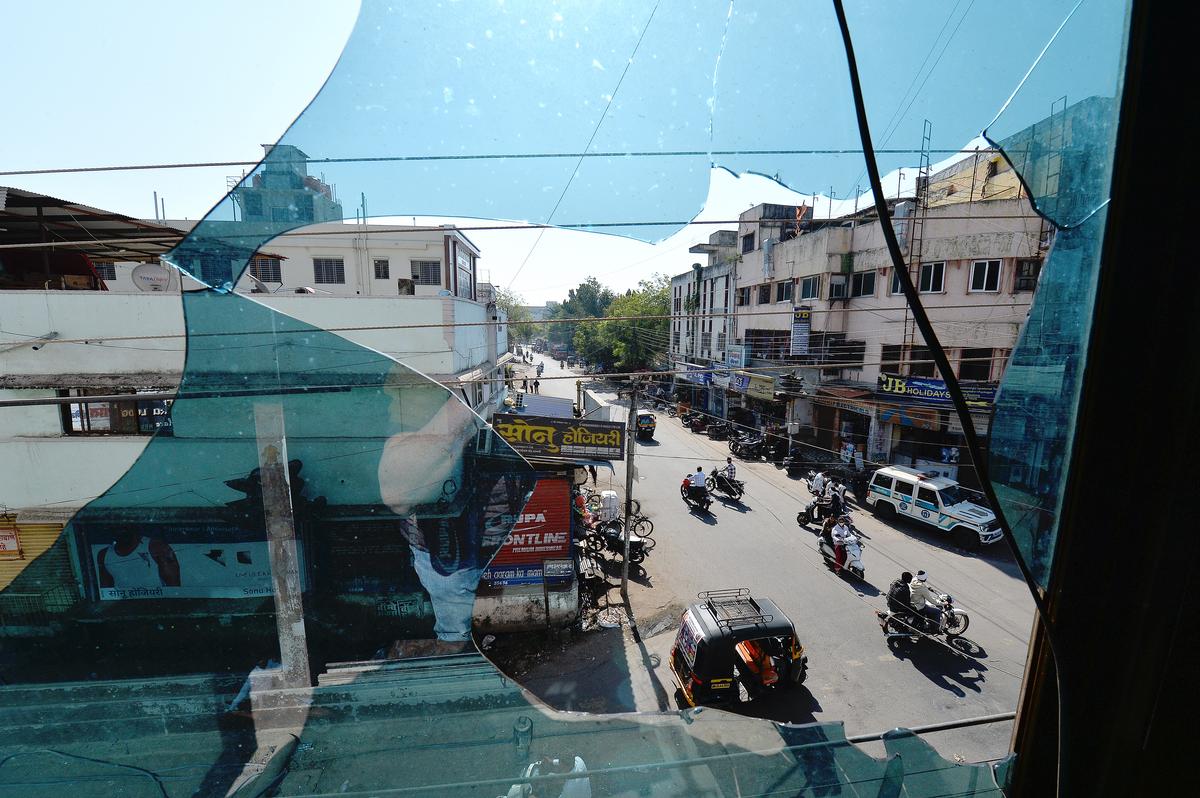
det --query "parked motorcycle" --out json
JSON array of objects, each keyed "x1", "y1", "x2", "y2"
[
  {"x1": 687, "y1": 415, "x2": 710, "y2": 433},
  {"x1": 877, "y1": 593, "x2": 971, "y2": 643},
  {"x1": 817, "y1": 530, "x2": 865, "y2": 580},
  {"x1": 585, "y1": 520, "x2": 650, "y2": 564},
  {"x1": 729, "y1": 434, "x2": 766, "y2": 460},
  {"x1": 706, "y1": 470, "x2": 745, "y2": 500},
  {"x1": 679, "y1": 410, "x2": 700, "y2": 425},
  {"x1": 680, "y1": 476, "x2": 713, "y2": 511},
  {"x1": 667, "y1": 404, "x2": 678, "y2": 417},
  {"x1": 705, "y1": 421, "x2": 732, "y2": 440}
]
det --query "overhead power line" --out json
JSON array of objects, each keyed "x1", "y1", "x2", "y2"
[
  {"x1": 0, "y1": 148, "x2": 1010, "y2": 179},
  {"x1": 0, "y1": 301, "x2": 1030, "y2": 347}
]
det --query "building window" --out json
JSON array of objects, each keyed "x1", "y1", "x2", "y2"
[
  {"x1": 757, "y1": 284, "x2": 772, "y2": 304},
  {"x1": 908, "y1": 345, "x2": 937, "y2": 377},
  {"x1": 775, "y1": 280, "x2": 793, "y2": 302},
  {"x1": 58, "y1": 389, "x2": 173, "y2": 436},
  {"x1": 959, "y1": 347, "x2": 994, "y2": 381},
  {"x1": 673, "y1": 294, "x2": 681, "y2": 313},
  {"x1": 412, "y1": 260, "x2": 441, "y2": 285},
  {"x1": 717, "y1": 331, "x2": 726, "y2": 352},
  {"x1": 890, "y1": 267, "x2": 909, "y2": 295},
  {"x1": 94, "y1": 263, "x2": 117, "y2": 281},
  {"x1": 918, "y1": 261, "x2": 945, "y2": 293},
  {"x1": 799, "y1": 275, "x2": 820, "y2": 300},
  {"x1": 741, "y1": 232, "x2": 755, "y2": 254},
  {"x1": 373, "y1": 259, "x2": 390, "y2": 279},
  {"x1": 1015, "y1": 259, "x2": 1042, "y2": 292},
  {"x1": 986, "y1": 159, "x2": 1000, "y2": 179},
  {"x1": 829, "y1": 274, "x2": 848, "y2": 299},
  {"x1": 850, "y1": 271, "x2": 876, "y2": 297},
  {"x1": 313, "y1": 258, "x2": 346, "y2": 284},
  {"x1": 671, "y1": 330, "x2": 680, "y2": 349},
  {"x1": 249, "y1": 255, "x2": 282, "y2": 283},
  {"x1": 701, "y1": 331, "x2": 712, "y2": 351},
  {"x1": 881, "y1": 344, "x2": 904, "y2": 374},
  {"x1": 970, "y1": 259, "x2": 1001, "y2": 292},
  {"x1": 736, "y1": 286, "x2": 751, "y2": 306}
]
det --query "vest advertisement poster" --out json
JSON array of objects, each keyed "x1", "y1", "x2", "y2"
[
  {"x1": 84, "y1": 525, "x2": 305, "y2": 600},
  {"x1": 483, "y1": 478, "x2": 571, "y2": 587}
]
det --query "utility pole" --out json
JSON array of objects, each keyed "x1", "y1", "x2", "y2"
[
  {"x1": 254, "y1": 403, "x2": 311, "y2": 689},
  {"x1": 620, "y1": 380, "x2": 638, "y2": 607}
]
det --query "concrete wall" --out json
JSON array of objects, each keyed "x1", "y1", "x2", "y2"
[{"x1": 0, "y1": 290, "x2": 498, "y2": 381}]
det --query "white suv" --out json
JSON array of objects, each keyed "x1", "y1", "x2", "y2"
[{"x1": 864, "y1": 465, "x2": 1002, "y2": 548}]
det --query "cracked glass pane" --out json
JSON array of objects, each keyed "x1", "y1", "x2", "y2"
[
  {"x1": 984, "y1": 0, "x2": 1130, "y2": 588},
  {"x1": 0, "y1": 0, "x2": 1133, "y2": 795}
]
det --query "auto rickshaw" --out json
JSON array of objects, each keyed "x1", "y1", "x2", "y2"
[
  {"x1": 669, "y1": 589, "x2": 807, "y2": 707},
  {"x1": 636, "y1": 411, "x2": 657, "y2": 440}
]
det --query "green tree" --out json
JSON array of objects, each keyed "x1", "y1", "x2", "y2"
[
  {"x1": 495, "y1": 287, "x2": 535, "y2": 343},
  {"x1": 549, "y1": 277, "x2": 615, "y2": 349},
  {"x1": 599, "y1": 274, "x2": 670, "y2": 371}
]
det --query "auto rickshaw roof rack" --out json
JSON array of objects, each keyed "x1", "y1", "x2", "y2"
[{"x1": 697, "y1": 589, "x2": 774, "y2": 629}]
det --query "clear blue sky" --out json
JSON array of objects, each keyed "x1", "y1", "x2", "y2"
[{"x1": 1, "y1": 1, "x2": 1127, "y2": 301}]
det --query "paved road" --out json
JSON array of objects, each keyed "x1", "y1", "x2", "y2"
[{"x1": 519, "y1": 356, "x2": 1034, "y2": 764}]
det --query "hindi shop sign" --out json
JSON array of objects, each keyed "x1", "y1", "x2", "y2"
[
  {"x1": 493, "y1": 414, "x2": 625, "y2": 460},
  {"x1": 789, "y1": 306, "x2": 812, "y2": 355},
  {"x1": 877, "y1": 373, "x2": 996, "y2": 408}
]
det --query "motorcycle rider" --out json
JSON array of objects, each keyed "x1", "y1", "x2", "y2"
[
  {"x1": 909, "y1": 570, "x2": 943, "y2": 629},
  {"x1": 825, "y1": 479, "x2": 845, "y2": 518},
  {"x1": 810, "y1": 470, "x2": 828, "y2": 497},
  {"x1": 687, "y1": 466, "x2": 709, "y2": 504},
  {"x1": 716, "y1": 457, "x2": 738, "y2": 494},
  {"x1": 830, "y1": 514, "x2": 853, "y2": 573},
  {"x1": 887, "y1": 571, "x2": 914, "y2": 617}
]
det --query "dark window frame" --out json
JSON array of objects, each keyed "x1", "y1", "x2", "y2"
[
  {"x1": 313, "y1": 257, "x2": 346, "y2": 284},
  {"x1": 373, "y1": 258, "x2": 390, "y2": 280},
  {"x1": 918, "y1": 261, "x2": 945, "y2": 293},
  {"x1": 851, "y1": 271, "x2": 876, "y2": 297},
  {"x1": 970, "y1": 259, "x2": 1002, "y2": 293}
]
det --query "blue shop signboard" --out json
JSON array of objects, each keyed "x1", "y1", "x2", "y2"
[{"x1": 877, "y1": 373, "x2": 996, "y2": 407}]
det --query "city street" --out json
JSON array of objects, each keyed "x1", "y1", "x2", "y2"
[{"x1": 503, "y1": 355, "x2": 1036, "y2": 765}]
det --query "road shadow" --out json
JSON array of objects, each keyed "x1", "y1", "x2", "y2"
[
  {"x1": 635, "y1": 438, "x2": 661, "y2": 447},
  {"x1": 733, "y1": 686, "x2": 823, "y2": 725},
  {"x1": 688, "y1": 507, "x2": 719, "y2": 525},
  {"x1": 868, "y1": 511, "x2": 1025, "y2": 579},
  {"x1": 716, "y1": 496, "x2": 752, "y2": 513},
  {"x1": 599, "y1": 557, "x2": 654, "y2": 588},
  {"x1": 947, "y1": 636, "x2": 988, "y2": 658},
  {"x1": 885, "y1": 636, "x2": 989, "y2": 697},
  {"x1": 630, "y1": 625, "x2": 672, "y2": 711}
]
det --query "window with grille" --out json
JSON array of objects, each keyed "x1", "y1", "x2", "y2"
[
  {"x1": 94, "y1": 263, "x2": 117, "y2": 281},
  {"x1": 1015, "y1": 259, "x2": 1042, "y2": 292},
  {"x1": 741, "y1": 232, "x2": 755, "y2": 253},
  {"x1": 249, "y1": 256, "x2": 282, "y2": 283},
  {"x1": 918, "y1": 262, "x2": 945, "y2": 293},
  {"x1": 757, "y1": 284, "x2": 771, "y2": 304},
  {"x1": 959, "y1": 347, "x2": 994, "y2": 381},
  {"x1": 970, "y1": 260, "x2": 1001, "y2": 292},
  {"x1": 671, "y1": 330, "x2": 680, "y2": 349},
  {"x1": 313, "y1": 258, "x2": 346, "y2": 284},
  {"x1": 717, "y1": 331, "x2": 726, "y2": 352},
  {"x1": 908, "y1": 345, "x2": 937, "y2": 377},
  {"x1": 851, "y1": 272, "x2": 875, "y2": 297},
  {"x1": 701, "y1": 331, "x2": 712, "y2": 352},
  {"x1": 412, "y1": 260, "x2": 441, "y2": 285},
  {"x1": 881, "y1": 344, "x2": 904, "y2": 374},
  {"x1": 373, "y1": 259, "x2": 390, "y2": 279}
]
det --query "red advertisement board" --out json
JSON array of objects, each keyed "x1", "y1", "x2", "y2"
[{"x1": 487, "y1": 478, "x2": 571, "y2": 567}]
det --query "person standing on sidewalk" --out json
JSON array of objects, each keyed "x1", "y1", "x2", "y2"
[{"x1": 533, "y1": 379, "x2": 541, "y2": 394}]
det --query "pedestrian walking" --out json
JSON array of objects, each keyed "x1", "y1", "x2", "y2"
[{"x1": 522, "y1": 377, "x2": 529, "y2": 392}]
